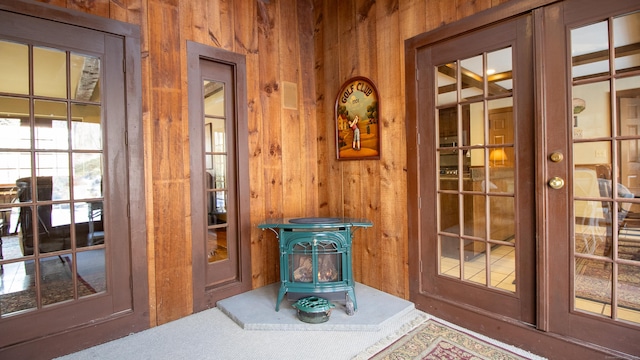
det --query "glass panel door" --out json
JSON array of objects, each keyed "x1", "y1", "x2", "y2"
[
  {"x1": 0, "y1": 40, "x2": 106, "y2": 316},
  {"x1": 570, "y1": 11, "x2": 640, "y2": 325},
  {"x1": 417, "y1": 14, "x2": 536, "y2": 323},
  {"x1": 437, "y1": 49, "x2": 516, "y2": 293},
  {"x1": 543, "y1": 0, "x2": 640, "y2": 354}
]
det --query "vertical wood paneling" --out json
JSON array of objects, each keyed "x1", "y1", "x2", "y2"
[
  {"x1": 33, "y1": 0, "x2": 522, "y2": 324},
  {"x1": 279, "y1": 0, "x2": 304, "y2": 217},
  {"x1": 297, "y1": 0, "x2": 319, "y2": 217},
  {"x1": 375, "y1": 0, "x2": 407, "y2": 296},
  {"x1": 147, "y1": 0, "x2": 190, "y2": 324},
  {"x1": 254, "y1": 0, "x2": 281, "y2": 286}
]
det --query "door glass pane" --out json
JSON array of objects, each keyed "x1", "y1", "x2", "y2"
[
  {"x1": 71, "y1": 53, "x2": 101, "y2": 102},
  {"x1": 460, "y1": 55, "x2": 484, "y2": 102},
  {"x1": 435, "y1": 46, "x2": 516, "y2": 293},
  {"x1": 0, "y1": 39, "x2": 107, "y2": 316},
  {"x1": 437, "y1": 62, "x2": 457, "y2": 106},
  {"x1": 613, "y1": 12, "x2": 640, "y2": 74},
  {"x1": 204, "y1": 80, "x2": 228, "y2": 264},
  {"x1": 34, "y1": 46, "x2": 67, "y2": 98},
  {"x1": 71, "y1": 104, "x2": 102, "y2": 150},
  {"x1": 487, "y1": 47, "x2": 513, "y2": 96},
  {"x1": 571, "y1": 21, "x2": 609, "y2": 80},
  {"x1": 572, "y1": 81, "x2": 611, "y2": 139},
  {"x1": 571, "y1": 15, "x2": 640, "y2": 324},
  {"x1": 34, "y1": 100, "x2": 68, "y2": 150},
  {"x1": 0, "y1": 96, "x2": 30, "y2": 149},
  {"x1": 0, "y1": 41, "x2": 29, "y2": 95}
]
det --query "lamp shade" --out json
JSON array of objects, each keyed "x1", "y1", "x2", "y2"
[{"x1": 489, "y1": 148, "x2": 508, "y2": 162}]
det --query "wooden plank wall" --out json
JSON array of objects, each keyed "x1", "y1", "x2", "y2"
[{"x1": 38, "y1": 0, "x2": 514, "y2": 326}]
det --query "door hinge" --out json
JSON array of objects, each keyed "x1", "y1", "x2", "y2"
[
  {"x1": 124, "y1": 130, "x2": 128, "y2": 146},
  {"x1": 418, "y1": 196, "x2": 421, "y2": 209},
  {"x1": 123, "y1": 58, "x2": 126, "y2": 73},
  {"x1": 127, "y1": 203, "x2": 130, "y2": 218},
  {"x1": 416, "y1": 68, "x2": 419, "y2": 81},
  {"x1": 419, "y1": 260, "x2": 423, "y2": 273}
]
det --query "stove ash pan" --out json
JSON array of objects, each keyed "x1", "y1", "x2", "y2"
[{"x1": 292, "y1": 296, "x2": 335, "y2": 323}]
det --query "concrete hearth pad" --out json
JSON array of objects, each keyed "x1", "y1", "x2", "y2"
[{"x1": 217, "y1": 282, "x2": 414, "y2": 331}]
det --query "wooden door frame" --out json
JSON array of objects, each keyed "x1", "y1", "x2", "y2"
[
  {"x1": 406, "y1": 0, "x2": 638, "y2": 358},
  {"x1": 0, "y1": 1, "x2": 148, "y2": 359},
  {"x1": 187, "y1": 41, "x2": 252, "y2": 312}
]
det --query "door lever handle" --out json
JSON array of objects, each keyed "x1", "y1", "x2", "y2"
[{"x1": 548, "y1": 176, "x2": 565, "y2": 189}]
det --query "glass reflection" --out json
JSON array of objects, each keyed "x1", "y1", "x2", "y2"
[
  {"x1": 75, "y1": 201, "x2": 104, "y2": 247},
  {"x1": 613, "y1": 12, "x2": 640, "y2": 74},
  {"x1": 572, "y1": 82, "x2": 611, "y2": 139},
  {"x1": 34, "y1": 46, "x2": 67, "y2": 99},
  {"x1": 439, "y1": 193, "x2": 459, "y2": 234},
  {"x1": 207, "y1": 227, "x2": 228, "y2": 263},
  {"x1": 0, "y1": 260, "x2": 37, "y2": 315},
  {"x1": 207, "y1": 191, "x2": 227, "y2": 226},
  {"x1": 575, "y1": 259, "x2": 612, "y2": 316},
  {"x1": 463, "y1": 194, "x2": 485, "y2": 238},
  {"x1": 438, "y1": 107, "x2": 457, "y2": 141},
  {"x1": 464, "y1": 241, "x2": 486, "y2": 284},
  {"x1": 41, "y1": 255, "x2": 74, "y2": 306},
  {"x1": 34, "y1": 100, "x2": 69, "y2": 150},
  {"x1": 204, "y1": 81, "x2": 225, "y2": 117},
  {"x1": 618, "y1": 264, "x2": 640, "y2": 324},
  {"x1": 0, "y1": 96, "x2": 31, "y2": 149},
  {"x1": 439, "y1": 235, "x2": 460, "y2": 277},
  {"x1": 491, "y1": 244, "x2": 516, "y2": 292},
  {"x1": 490, "y1": 196, "x2": 514, "y2": 241},
  {"x1": 72, "y1": 104, "x2": 102, "y2": 150},
  {"x1": 460, "y1": 55, "x2": 484, "y2": 102},
  {"x1": 73, "y1": 153, "x2": 103, "y2": 200},
  {"x1": 70, "y1": 53, "x2": 101, "y2": 102},
  {"x1": 437, "y1": 62, "x2": 457, "y2": 106},
  {"x1": 465, "y1": 102, "x2": 484, "y2": 147},
  {"x1": 0, "y1": 41, "x2": 29, "y2": 95},
  {"x1": 35, "y1": 154, "x2": 70, "y2": 201},
  {"x1": 487, "y1": 47, "x2": 513, "y2": 95},
  {"x1": 571, "y1": 21, "x2": 609, "y2": 79},
  {"x1": 76, "y1": 250, "x2": 106, "y2": 295}
]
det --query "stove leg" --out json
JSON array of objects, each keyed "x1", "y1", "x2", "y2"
[{"x1": 275, "y1": 284, "x2": 287, "y2": 311}]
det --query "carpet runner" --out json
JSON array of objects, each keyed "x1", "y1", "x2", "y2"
[{"x1": 358, "y1": 318, "x2": 541, "y2": 360}]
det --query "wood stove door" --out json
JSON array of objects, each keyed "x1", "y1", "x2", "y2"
[{"x1": 409, "y1": 14, "x2": 536, "y2": 324}]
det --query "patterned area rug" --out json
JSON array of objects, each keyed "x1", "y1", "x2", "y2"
[{"x1": 366, "y1": 319, "x2": 537, "y2": 360}]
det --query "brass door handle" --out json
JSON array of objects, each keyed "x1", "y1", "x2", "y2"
[{"x1": 548, "y1": 176, "x2": 565, "y2": 189}]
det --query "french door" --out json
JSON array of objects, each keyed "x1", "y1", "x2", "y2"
[
  {"x1": 543, "y1": 0, "x2": 640, "y2": 354},
  {"x1": 408, "y1": 0, "x2": 640, "y2": 356},
  {"x1": 0, "y1": 7, "x2": 143, "y2": 356},
  {"x1": 412, "y1": 15, "x2": 536, "y2": 324}
]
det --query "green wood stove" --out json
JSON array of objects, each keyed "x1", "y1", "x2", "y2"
[{"x1": 258, "y1": 217, "x2": 372, "y2": 314}]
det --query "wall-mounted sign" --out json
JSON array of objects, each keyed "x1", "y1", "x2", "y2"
[{"x1": 334, "y1": 77, "x2": 380, "y2": 160}]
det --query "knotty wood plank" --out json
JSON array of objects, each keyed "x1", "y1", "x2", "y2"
[
  {"x1": 69, "y1": 0, "x2": 109, "y2": 17},
  {"x1": 457, "y1": 0, "x2": 493, "y2": 20},
  {"x1": 206, "y1": 0, "x2": 234, "y2": 49},
  {"x1": 316, "y1": 0, "x2": 343, "y2": 218},
  {"x1": 352, "y1": 0, "x2": 381, "y2": 288},
  {"x1": 148, "y1": 0, "x2": 191, "y2": 324},
  {"x1": 376, "y1": 0, "x2": 408, "y2": 298},
  {"x1": 109, "y1": 0, "x2": 128, "y2": 22},
  {"x1": 254, "y1": 0, "x2": 281, "y2": 287},
  {"x1": 297, "y1": 0, "x2": 319, "y2": 217},
  {"x1": 278, "y1": 0, "x2": 302, "y2": 217}
]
